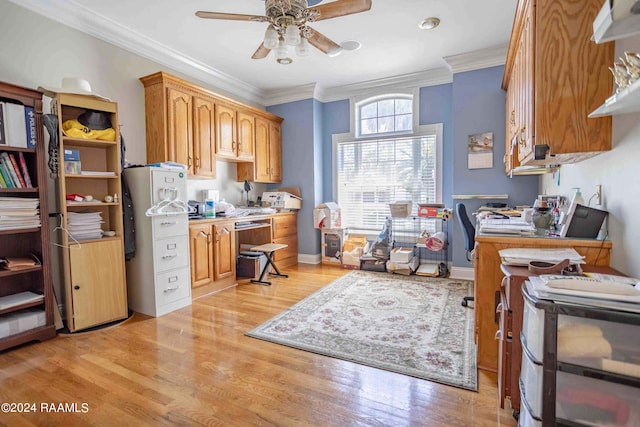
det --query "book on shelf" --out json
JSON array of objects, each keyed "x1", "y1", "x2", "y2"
[
  {"x1": 17, "y1": 152, "x2": 33, "y2": 188},
  {"x1": 0, "y1": 103, "x2": 6, "y2": 146},
  {"x1": 0, "y1": 157, "x2": 14, "y2": 188},
  {"x1": 0, "y1": 168, "x2": 6, "y2": 188},
  {"x1": 24, "y1": 106, "x2": 36, "y2": 149},
  {"x1": 63, "y1": 148, "x2": 81, "y2": 175},
  {"x1": 2, "y1": 102, "x2": 27, "y2": 148},
  {"x1": 0, "y1": 152, "x2": 22, "y2": 188},
  {"x1": 7, "y1": 153, "x2": 26, "y2": 188}
]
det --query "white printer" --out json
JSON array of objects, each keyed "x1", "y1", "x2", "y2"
[{"x1": 261, "y1": 191, "x2": 302, "y2": 210}]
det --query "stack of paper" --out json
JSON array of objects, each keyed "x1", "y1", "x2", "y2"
[
  {"x1": 479, "y1": 218, "x2": 535, "y2": 235},
  {"x1": 526, "y1": 275, "x2": 640, "y2": 313},
  {"x1": 0, "y1": 197, "x2": 40, "y2": 230},
  {"x1": 499, "y1": 247, "x2": 585, "y2": 266},
  {"x1": 67, "y1": 211, "x2": 104, "y2": 241}
]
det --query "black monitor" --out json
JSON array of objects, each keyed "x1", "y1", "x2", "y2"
[{"x1": 562, "y1": 204, "x2": 608, "y2": 239}]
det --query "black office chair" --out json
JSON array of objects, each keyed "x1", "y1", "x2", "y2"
[{"x1": 456, "y1": 203, "x2": 476, "y2": 307}]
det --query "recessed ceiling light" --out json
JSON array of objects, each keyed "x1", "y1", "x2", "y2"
[
  {"x1": 419, "y1": 17, "x2": 440, "y2": 30},
  {"x1": 340, "y1": 40, "x2": 361, "y2": 51}
]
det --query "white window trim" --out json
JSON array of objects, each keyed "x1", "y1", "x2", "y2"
[{"x1": 348, "y1": 88, "x2": 421, "y2": 139}]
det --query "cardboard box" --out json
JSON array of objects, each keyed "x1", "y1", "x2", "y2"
[
  {"x1": 389, "y1": 201, "x2": 412, "y2": 218},
  {"x1": 390, "y1": 247, "x2": 415, "y2": 263},
  {"x1": 314, "y1": 202, "x2": 342, "y2": 229},
  {"x1": 341, "y1": 234, "x2": 368, "y2": 268}
]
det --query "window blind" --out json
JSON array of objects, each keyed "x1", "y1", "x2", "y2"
[{"x1": 336, "y1": 134, "x2": 438, "y2": 231}]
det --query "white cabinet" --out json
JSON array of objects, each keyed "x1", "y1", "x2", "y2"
[{"x1": 123, "y1": 167, "x2": 191, "y2": 317}]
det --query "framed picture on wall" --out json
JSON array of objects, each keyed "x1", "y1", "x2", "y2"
[{"x1": 468, "y1": 132, "x2": 493, "y2": 169}]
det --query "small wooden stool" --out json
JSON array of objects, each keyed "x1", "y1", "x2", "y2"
[{"x1": 249, "y1": 243, "x2": 289, "y2": 286}]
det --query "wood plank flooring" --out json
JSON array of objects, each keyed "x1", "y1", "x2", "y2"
[{"x1": 0, "y1": 264, "x2": 518, "y2": 426}]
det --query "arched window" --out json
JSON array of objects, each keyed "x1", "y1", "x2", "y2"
[
  {"x1": 356, "y1": 95, "x2": 413, "y2": 137},
  {"x1": 333, "y1": 92, "x2": 442, "y2": 233}
]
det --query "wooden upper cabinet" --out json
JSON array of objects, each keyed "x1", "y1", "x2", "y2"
[
  {"x1": 140, "y1": 71, "x2": 283, "y2": 178},
  {"x1": 215, "y1": 103, "x2": 237, "y2": 159},
  {"x1": 193, "y1": 96, "x2": 216, "y2": 177},
  {"x1": 237, "y1": 116, "x2": 284, "y2": 183},
  {"x1": 237, "y1": 111, "x2": 255, "y2": 161},
  {"x1": 502, "y1": 0, "x2": 614, "y2": 171},
  {"x1": 216, "y1": 105, "x2": 256, "y2": 162},
  {"x1": 167, "y1": 87, "x2": 193, "y2": 170},
  {"x1": 268, "y1": 120, "x2": 282, "y2": 182}
]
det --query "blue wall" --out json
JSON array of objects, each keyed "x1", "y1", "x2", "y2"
[
  {"x1": 270, "y1": 65, "x2": 539, "y2": 267},
  {"x1": 321, "y1": 99, "x2": 350, "y2": 202},
  {"x1": 267, "y1": 99, "x2": 319, "y2": 255},
  {"x1": 450, "y1": 66, "x2": 538, "y2": 266}
]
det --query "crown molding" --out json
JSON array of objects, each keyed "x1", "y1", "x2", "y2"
[
  {"x1": 262, "y1": 83, "x2": 318, "y2": 106},
  {"x1": 9, "y1": 0, "x2": 268, "y2": 105},
  {"x1": 443, "y1": 45, "x2": 508, "y2": 74},
  {"x1": 264, "y1": 68, "x2": 454, "y2": 106}
]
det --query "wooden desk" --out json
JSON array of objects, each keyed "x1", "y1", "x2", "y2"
[{"x1": 473, "y1": 234, "x2": 612, "y2": 373}]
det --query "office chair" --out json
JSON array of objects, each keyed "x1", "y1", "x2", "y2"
[{"x1": 456, "y1": 203, "x2": 476, "y2": 308}]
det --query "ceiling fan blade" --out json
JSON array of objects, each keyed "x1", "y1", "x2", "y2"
[
  {"x1": 307, "y1": 29, "x2": 343, "y2": 57},
  {"x1": 311, "y1": 0, "x2": 372, "y2": 21},
  {"x1": 195, "y1": 11, "x2": 268, "y2": 22},
  {"x1": 251, "y1": 43, "x2": 271, "y2": 60}
]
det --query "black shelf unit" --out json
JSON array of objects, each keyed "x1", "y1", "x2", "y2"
[{"x1": 389, "y1": 215, "x2": 449, "y2": 276}]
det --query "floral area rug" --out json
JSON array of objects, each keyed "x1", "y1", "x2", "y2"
[{"x1": 246, "y1": 270, "x2": 477, "y2": 391}]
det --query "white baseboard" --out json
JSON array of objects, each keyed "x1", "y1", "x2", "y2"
[
  {"x1": 449, "y1": 266, "x2": 474, "y2": 281},
  {"x1": 298, "y1": 253, "x2": 321, "y2": 264}
]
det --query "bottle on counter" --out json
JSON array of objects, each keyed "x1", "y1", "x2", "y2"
[{"x1": 205, "y1": 199, "x2": 216, "y2": 218}]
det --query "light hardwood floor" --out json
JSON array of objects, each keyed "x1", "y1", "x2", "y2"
[{"x1": 0, "y1": 264, "x2": 518, "y2": 426}]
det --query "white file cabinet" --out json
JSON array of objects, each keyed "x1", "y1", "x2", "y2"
[
  {"x1": 520, "y1": 283, "x2": 640, "y2": 426},
  {"x1": 123, "y1": 167, "x2": 192, "y2": 317}
]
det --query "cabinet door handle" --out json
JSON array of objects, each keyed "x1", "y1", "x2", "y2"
[
  {"x1": 238, "y1": 142, "x2": 242, "y2": 152},
  {"x1": 74, "y1": 285, "x2": 80, "y2": 290},
  {"x1": 232, "y1": 141, "x2": 236, "y2": 151},
  {"x1": 162, "y1": 254, "x2": 177, "y2": 260},
  {"x1": 161, "y1": 221, "x2": 177, "y2": 226},
  {"x1": 196, "y1": 157, "x2": 201, "y2": 168},
  {"x1": 163, "y1": 286, "x2": 179, "y2": 293},
  {"x1": 519, "y1": 127, "x2": 526, "y2": 146},
  {"x1": 510, "y1": 110, "x2": 516, "y2": 126},
  {"x1": 188, "y1": 156, "x2": 193, "y2": 167},
  {"x1": 496, "y1": 302, "x2": 503, "y2": 314},
  {"x1": 494, "y1": 330, "x2": 502, "y2": 340}
]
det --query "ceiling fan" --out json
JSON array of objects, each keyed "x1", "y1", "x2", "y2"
[{"x1": 195, "y1": 0, "x2": 372, "y2": 64}]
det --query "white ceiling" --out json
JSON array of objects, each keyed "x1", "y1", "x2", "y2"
[{"x1": 12, "y1": 0, "x2": 517, "y2": 105}]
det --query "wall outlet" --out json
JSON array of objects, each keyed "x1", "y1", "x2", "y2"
[{"x1": 595, "y1": 184, "x2": 602, "y2": 206}]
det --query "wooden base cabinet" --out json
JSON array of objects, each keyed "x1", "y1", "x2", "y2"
[
  {"x1": 0, "y1": 81, "x2": 56, "y2": 351},
  {"x1": 189, "y1": 223, "x2": 214, "y2": 288},
  {"x1": 272, "y1": 212, "x2": 298, "y2": 268},
  {"x1": 474, "y1": 235, "x2": 612, "y2": 373},
  {"x1": 69, "y1": 239, "x2": 127, "y2": 330}
]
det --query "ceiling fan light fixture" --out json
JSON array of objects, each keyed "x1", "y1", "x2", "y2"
[
  {"x1": 419, "y1": 17, "x2": 440, "y2": 30},
  {"x1": 340, "y1": 40, "x2": 361, "y2": 51},
  {"x1": 264, "y1": 25, "x2": 279, "y2": 50},
  {"x1": 275, "y1": 39, "x2": 293, "y2": 64},
  {"x1": 285, "y1": 24, "x2": 301, "y2": 46},
  {"x1": 296, "y1": 37, "x2": 310, "y2": 56}
]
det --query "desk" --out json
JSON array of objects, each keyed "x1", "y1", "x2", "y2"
[{"x1": 473, "y1": 233, "x2": 612, "y2": 373}]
